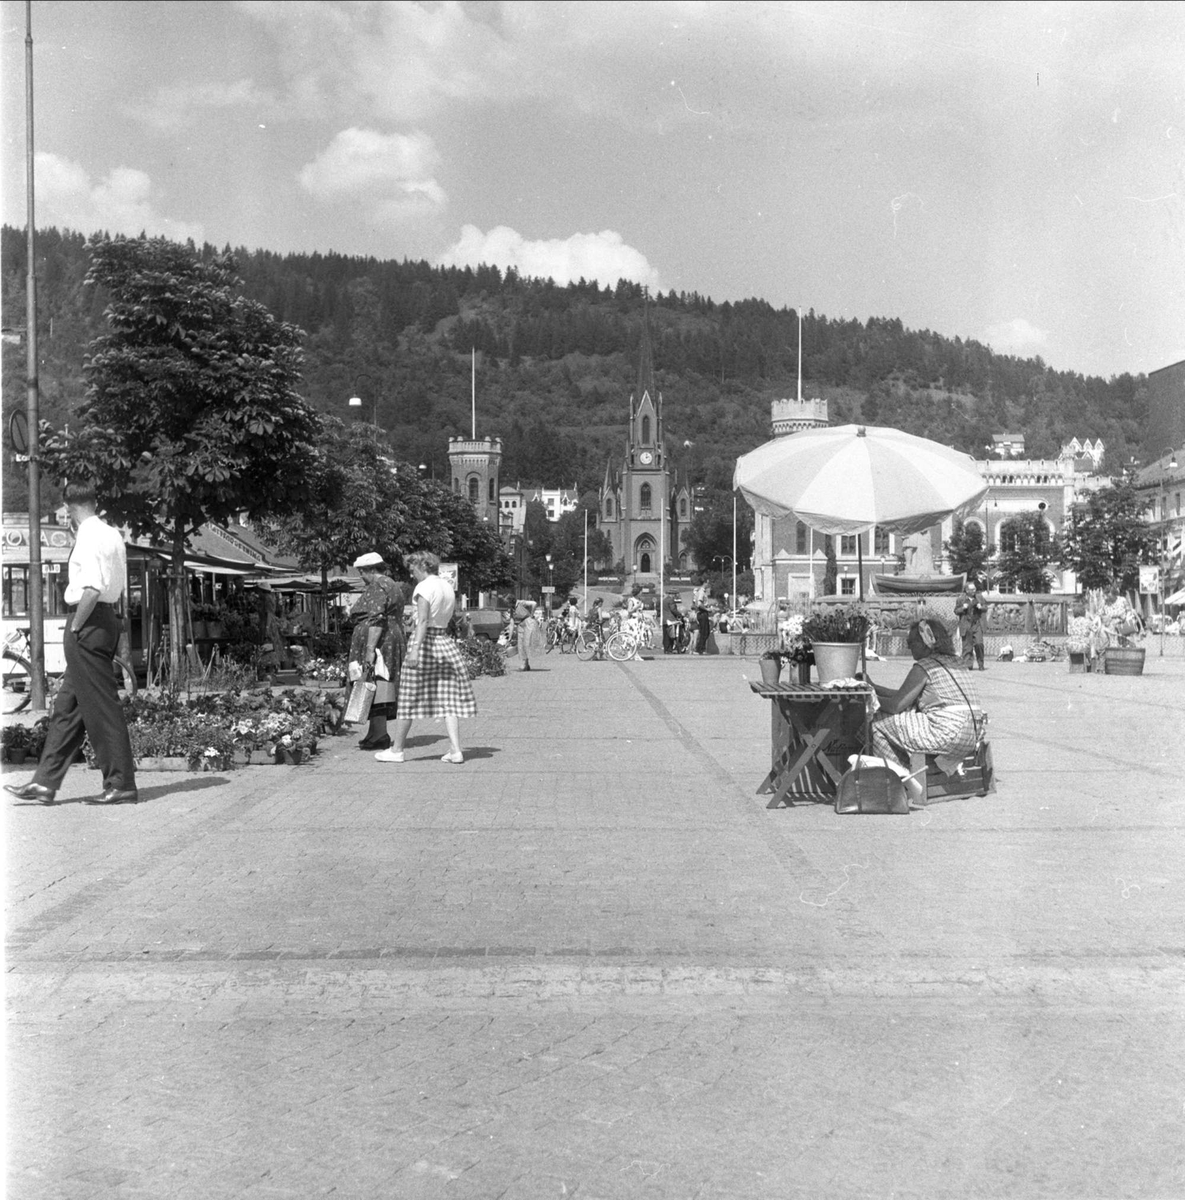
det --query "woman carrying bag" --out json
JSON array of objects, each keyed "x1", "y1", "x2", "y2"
[{"x1": 347, "y1": 552, "x2": 408, "y2": 751}]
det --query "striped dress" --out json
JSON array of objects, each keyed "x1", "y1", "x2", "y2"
[{"x1": 871, "y1": 654, "x2": 982, "y2": 771}]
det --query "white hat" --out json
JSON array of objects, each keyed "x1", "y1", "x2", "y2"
[{"x1": 353, "y1": 552, "x2": 384, "y2": 568}]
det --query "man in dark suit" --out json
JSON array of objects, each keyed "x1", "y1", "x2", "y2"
[{"x1": 6, "y1": 482, "x2": 138, "y2": 806}]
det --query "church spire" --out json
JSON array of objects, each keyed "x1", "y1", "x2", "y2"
[{"x1": 636, "y1": 305, "x2": 655, "y2": 400}]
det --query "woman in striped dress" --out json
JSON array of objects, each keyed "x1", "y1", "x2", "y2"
[
  {"x1": 867, "y1": 618, "x2": 982, "y2": 774},
  {"x1": 375, "y1": 550, "x2": 476, "y2": 765}
]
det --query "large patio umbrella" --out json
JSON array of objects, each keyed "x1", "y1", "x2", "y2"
[{"x1": 734, "y1": 424, "x2": 989, "y2": 599}]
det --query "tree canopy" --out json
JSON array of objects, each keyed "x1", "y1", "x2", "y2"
[{"x1": 1058, "y1": 473, "x2": 1158, "y2": 591}]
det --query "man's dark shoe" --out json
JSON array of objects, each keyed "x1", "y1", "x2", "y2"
[
  {"x1": 5, "y1": 782, "x2": 56, "y2": 805},
  {"x1": 86, "y1": 788, "x2": 139, "y2": 805}
]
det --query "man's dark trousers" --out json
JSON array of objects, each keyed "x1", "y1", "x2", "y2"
[{"x1": 33, "y1": 605, "x2": 136, "y2": 793}]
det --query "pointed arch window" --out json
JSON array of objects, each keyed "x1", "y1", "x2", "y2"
[
  {"x1": 606, "y1": 497, "x2": 614, "y2": 518},
  {"x1": 679, "y1": 497, "x2": 687, "y2": 517},
  {"x1": 640, "y1": 483, "x2": 652, "y2": 511},
  {"x1": 641, "y1": 415, "x2": 651, "y2": 444},
  {"x1": 640, "y1": 551, "x2": 652, "y2": 573},
  {"x1": 468, "y1": 477, "x2": 479, "y2": 504}
]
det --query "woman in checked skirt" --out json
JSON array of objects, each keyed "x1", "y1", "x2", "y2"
[{"x1": 375, "y1": 550, "x2": 476, "y2": 765}]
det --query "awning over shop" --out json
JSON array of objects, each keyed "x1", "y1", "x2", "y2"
[{"x1": 131, "y1": 545, "x2": 261, "y2": 576}]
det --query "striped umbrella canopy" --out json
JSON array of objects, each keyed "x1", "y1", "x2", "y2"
[{"x1": 734, "y1": 424, "x2": 989, "y2": 537}]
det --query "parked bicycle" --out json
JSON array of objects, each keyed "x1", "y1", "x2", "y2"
[{"x1": 3, "y1": 625, "x2": 137, "y2": 714}]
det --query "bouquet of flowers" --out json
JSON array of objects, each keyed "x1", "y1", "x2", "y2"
[
  {"x1": 777, "y1": 612, "x2": 814, "y2": 665},
  {"x1": 802, "y1": 603, "x2": 872, "y2": 644}
]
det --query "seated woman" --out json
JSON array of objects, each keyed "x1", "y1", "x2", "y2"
[{"x1": 866, "y1": 617, "x2": 984, "y2": 782}]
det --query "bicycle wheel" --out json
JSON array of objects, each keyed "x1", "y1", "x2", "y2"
[
  {"x1": 605, "y1": 631, "x2": 637, "y2": 662},
  {"x1": 2, "y1": 648, "x2": 33, "y2": 714},
  {"x1": 545, "y1": 622, "x2": 558, "y2": 653},
  {"x1": 575, "y1": 631, "x2": 599, "y2": 661}
]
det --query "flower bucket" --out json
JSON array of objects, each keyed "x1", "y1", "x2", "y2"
[
  {"x1": 1103, "y1": 646, "x2": 1145, "y2": 676},
  {"x1": 1067, "y1": 651, "x2": 1086, "y2": 674},
  {"x1": 796, "y1": 661, "x2": 812, "y2": 685},
  {"x1": 812, "y1": 642, "x2": 862, "y2": 684},
  {"x1": 758, "y1": 657, "x2": 782, "y2": 686}
]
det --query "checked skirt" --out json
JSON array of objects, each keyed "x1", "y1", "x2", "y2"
[{"x1": 396, "y1": 629, "x2": 477, "y2": 719}]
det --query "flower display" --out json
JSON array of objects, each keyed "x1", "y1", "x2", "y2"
[
  {"x1": 777, "y1": 612, "x2": 814, "y2": 665},
  {"x1": 802, "y1": 604, "x2": 872, "y2": 645}
]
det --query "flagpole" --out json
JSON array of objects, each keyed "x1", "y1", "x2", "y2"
[
  {"x1": 583, "y1": 509, "x2": 589, "y2": 609},
  {"x1": 471, "y1": 348, "x2": 476, "y2": 439}
]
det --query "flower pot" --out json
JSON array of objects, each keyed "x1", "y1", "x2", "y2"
[
  {"x1": 1067, "y1": 651, "x2": 1086, "y2": 674},
  {"x1": 758, "y1": 657, "x2": 782, "y2": 686},
  {"x1": 796, "y1": 661, "x2": 812, "y2": 685},
  {"x1": 6, "y1": 748, "x2": 28, "y2": 764},
  {"x1": 812, "y1": 642, "x2": 862, "y2": 684},
  {"x1": 1103, "y1": 646, "x2": 1145, "y2": 676}
]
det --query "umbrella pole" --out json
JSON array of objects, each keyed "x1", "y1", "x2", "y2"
[{"x1": 858, "y1": 536, "x2": 866, "y2": 677}]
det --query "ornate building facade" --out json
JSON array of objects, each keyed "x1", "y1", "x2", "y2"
[{"x1": 448, "y1": 435, "x2": 502, "y2": 529}]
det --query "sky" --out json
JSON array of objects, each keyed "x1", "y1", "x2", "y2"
[{"x1": 2, "y1": 0, "x2": 1183, "y2": 380}]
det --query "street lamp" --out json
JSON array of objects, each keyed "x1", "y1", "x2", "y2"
[{"x1": 348, "y1": 376, "x2": 379, "y2": 440}]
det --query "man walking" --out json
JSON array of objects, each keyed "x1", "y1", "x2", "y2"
[
  {"x1": 955, "y1": 580, "x2": 987, "y2": 670},
  {"x1": 6, "y1": 482, "x2": 138, "y2": 805}
]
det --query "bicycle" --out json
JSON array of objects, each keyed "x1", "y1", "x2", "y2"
[{"x1": 3, "y1": 625, "x2": 137, "y2": 714}]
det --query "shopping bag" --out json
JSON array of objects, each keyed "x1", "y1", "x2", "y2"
[
  {"x1": 835, "y1": 760, "x2": 910, "y2": 814},
  {"x1": 344, "y1": 678, "x2": 376, "y2": 724}
]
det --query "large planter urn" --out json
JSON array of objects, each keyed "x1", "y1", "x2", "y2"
[{"x1": 811, "y1": 642, "x2": 862, "y2": 684}]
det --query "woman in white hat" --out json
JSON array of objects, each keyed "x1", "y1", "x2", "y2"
[{"x1": 348, "y1": 552, "x2": 408, "y2": 751}]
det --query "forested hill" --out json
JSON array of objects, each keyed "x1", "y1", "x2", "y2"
[{"x1": 2, "y1": 225, "x2": 1148, "y2": 502}]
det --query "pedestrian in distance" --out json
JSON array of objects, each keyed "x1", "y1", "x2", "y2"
[
  {"x1": 662, "y1": 591, "x2": 685, "y2": 653},
  {"x1": 376, "y1": 550, "x2": 476, "y2": 765},
  {"x1": 512, "y1": 599, "x2": 543, "y2": 671},
  {"x1": 955, "y1": 579, "x2": 987, "y2": 670},
  {"x1": 694, "y1": 602, "x2": 712, "y2": 655},
  {"x1": 347, "y1": 551, "x2": 408, "y2": 751},
  {"x1": 6, "y1": 481, "x2": 138, "y2": 806}
]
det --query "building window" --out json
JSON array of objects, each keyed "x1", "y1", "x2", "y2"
[
  {"x1": 640, "y1": 552, "x2": 651, "y2": 573},
  {"x1": 468, "y1": 477, "x2": 479, "y2": 504},
  {"x1": 679, "y1": 498, "x2": 687, "y2": 517},
  {"x1": 605, "y1": 498, "x2": 614, "y2": 519},
  {"x1": 452, "y1": 477, "x2": 459, "y2": 494},
  {"x1": 488, "y1": 478, "x2": 495, "y2": 502},
  {"x1": 796, "y1": 521, "x2": 808, "y2": 554},
  {"x1": 840, "y1": 534, "x2": 856, "y2": 557},
  {"x1": 874, "y1": 527, "x2": 891, "y2": 555},
  {"x1": 640, "y1": 483, "x2": 652, "y2": 511},
  {"x1": 641, "y1": 415, "x2": 650, "y2": 444},
  {"x1": 841, "y1": 577, "x2": 856, "y2": 596}
]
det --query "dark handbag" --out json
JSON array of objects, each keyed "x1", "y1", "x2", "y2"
[{"x1": 835, "y1": 762, "x2": 910, "y2": 815}]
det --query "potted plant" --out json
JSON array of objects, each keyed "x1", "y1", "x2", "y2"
[
  {"x1": 802, "y1": 604, "x2": 871, "y2": 683},
  {"x1": 2, "y1": 723, "x2": 33, "y2": 764},
  {"x1": 778, "y1": 612, "x2": 815, "y2": 683},
  {"x1": 758, "y1": 648, "x2": 784, "y2": 686}
]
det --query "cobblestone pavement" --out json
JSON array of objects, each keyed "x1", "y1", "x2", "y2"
[{"x1": 7, "y1": 651, "x2": 1185, "y2": 1199}]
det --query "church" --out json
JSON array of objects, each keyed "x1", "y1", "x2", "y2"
[{"x1": 596, "y1": 319, "x2": 693, "y2": 578}]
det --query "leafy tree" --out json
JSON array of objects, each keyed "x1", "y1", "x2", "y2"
[
  {"x1": 996, "y1": 511, "x2": 1058, "y2": 593},
  {"x1": 1058, "y1": 471, "x2": 1158, "y2": 591},
  {"x1": 38, "y1": 236, "x2": 318, "y2": 676},
  {"x1": 684, "y1": 491, "x2": 753, "y2": 575},
  {"x1": 823, "y1": 535, "x2": 838, "y2": 596},
  {"x1": 548, "y1": 502, "x2": 613, "y2": 598},
  {"x1": 945, "y1": 518, "x2": 994, "y2": 584}
]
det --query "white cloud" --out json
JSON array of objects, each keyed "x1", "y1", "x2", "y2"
[
  {"x1": 298, "y1": 129, "x2": 447, "y2": 214},
  {"x1": 128, "y1": 78, "x2": 276, "y2": 133},
  {"x1": 438, "y1": 225, "x2": 660, "y2": 290},
  {"x1": 981, "y1": 318, "x2": 1050, "y2": 357},
  {"x1": 34, "y1": 153, "x2": 203, "y2": 242}
]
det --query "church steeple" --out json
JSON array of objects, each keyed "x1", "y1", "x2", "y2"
[{"x1": 636, "y1": 305, "x2": 655, "y2": 401}]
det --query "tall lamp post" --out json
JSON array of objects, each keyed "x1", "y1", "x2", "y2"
[
  {"x1": 544, "y1": 553, "x2": 553, "y2": 618},
  {"x1": 348, "y1": 375, "x2": 379, "y2": 440}
]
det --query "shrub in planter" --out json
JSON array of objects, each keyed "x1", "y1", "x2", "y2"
[
  {"x1": 802, "y1": 604, "x2": 872, "y2": 644},
  {"x1": 2, "y1": 723, "x2": 35, "y2": 761},
  {"x1": 460, "y1": 636, "x2": 506, "y2": 680}
]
